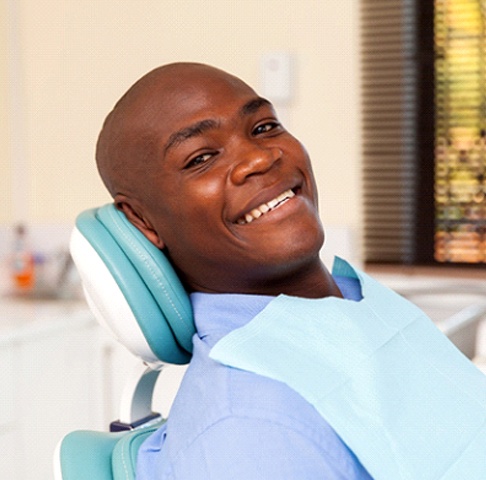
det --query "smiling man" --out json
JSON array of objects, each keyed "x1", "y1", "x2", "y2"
[
  {"x1": 96, "y1": 62, "x2": 372, "y2": 479},
  {"x1": 95, "y1": 62, "x2": 486, "y2": 480},
  {"x1": 97, "y1": 62, "x2": 341, "y2": 300}
]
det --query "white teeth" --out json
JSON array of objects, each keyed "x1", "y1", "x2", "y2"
[
  {"x1": 267, "y1": 198, "x2": 279, "y2": 209},
  {"x1": 259, "y1": 204, "x2": 270, "y2": 214},
  {"x1": 251, "y1": 208, "x2": 263, "y2": 219},
  {"x1": 237, "y1": 189, "x2": 296, "y2": 224}
]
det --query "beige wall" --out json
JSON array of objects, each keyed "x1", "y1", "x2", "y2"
[
  {"x1": 0, "y1": 0, "x2": 12, "y2": 223},
  {"x1": 1, "y1": 0, "x2": 361, "y2": 232}
]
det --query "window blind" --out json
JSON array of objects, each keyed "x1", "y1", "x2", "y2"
[
  {"x1": 361, "y1": 0, "x2": 486, "y2": 265},
  {"x1": 360, "y1": 0, "x2": 420, "y2": 263}
]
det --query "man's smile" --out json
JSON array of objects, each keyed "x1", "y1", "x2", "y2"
[{"x1": 235, "y1": 188, "x2": 298, "y2": 225}]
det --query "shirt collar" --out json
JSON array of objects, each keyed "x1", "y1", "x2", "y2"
[
  {"x1": 190, "y1": 272, "x2": 362, "y2": 347},
  {"x1": 190, "y1": 293, "x2": 274, "y2": 346}
]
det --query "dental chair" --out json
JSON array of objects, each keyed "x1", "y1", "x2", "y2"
[{"x1": 54, "y1": 204, "x2": 196, "y2": 480}]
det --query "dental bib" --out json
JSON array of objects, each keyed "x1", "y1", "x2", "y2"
[{"x1": 210, "y1": 258, "x2": 486, "y2": 480}]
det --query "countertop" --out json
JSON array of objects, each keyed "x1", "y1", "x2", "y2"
[{"x1": 0, "y1": 295, "x2": 94, "y2": 345}]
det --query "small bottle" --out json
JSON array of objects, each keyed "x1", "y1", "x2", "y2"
[{"x1": 11, "y1": 223, "x2": 35, "y2": 292}]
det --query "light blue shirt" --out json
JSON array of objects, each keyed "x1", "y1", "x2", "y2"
[{"x1": 136, "y1": 276, "x2": 372, "y2": 479}]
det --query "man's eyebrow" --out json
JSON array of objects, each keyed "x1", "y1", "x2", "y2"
[
  {"x1": 240, "y1": 97, "x2": 272, "y2": 116},
  {"x1": 164, "y1": 119, "x2": 220, "y2": 153},
  {"x1": 163, "y1": 98, "x2": 271, "y2": 154}
]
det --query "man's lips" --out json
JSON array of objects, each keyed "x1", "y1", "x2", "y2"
[{"x1": 235, "y1": 188, "x2": 297, "y2": 224}]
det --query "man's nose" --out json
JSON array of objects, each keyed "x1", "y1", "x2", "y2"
[{"x1": 229, "y1": 143, "x2": 282, "y2": 185}]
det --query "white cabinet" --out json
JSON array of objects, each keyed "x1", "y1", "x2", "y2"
[
  {"x1": 0, "y1": 299, "x2": 186, "y2": 480},
  {"x1": 0, "y1": 344, "x2": 19, "y2": 479},
  {"x1": 0, "y1": 303, "x2": 118, "y2": 478},
  {"x1": 17, "y1": 319, "x2": 103, "y2": 479}
]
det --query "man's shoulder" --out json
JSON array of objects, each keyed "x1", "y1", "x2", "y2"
[
  {"x1": 164, "y1": 342, "x2": 337, "y2": 452},
  {"x1": 138, "y1": 343, "x2": 368, "y2": 480}
]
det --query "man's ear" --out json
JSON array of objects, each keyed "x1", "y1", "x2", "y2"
[{"x1": 114, "y1": 197, "x2": 166, "y2": 250}]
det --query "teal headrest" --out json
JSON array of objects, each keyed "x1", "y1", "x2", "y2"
[{"x1": 71, "y1": 204, "x2": 194, "y2": 365}]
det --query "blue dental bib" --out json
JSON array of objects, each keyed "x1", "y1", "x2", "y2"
[{"x1": 210, "y1": 258, "x2": 486, "y2": 480}]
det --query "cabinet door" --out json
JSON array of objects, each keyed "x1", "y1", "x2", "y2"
[
  {"x1": 0, "y1": 345, "x2": 20, "y2": 479},
  {"x1": 0, "y1": 430, "x2": 20, "y2": 480},
  {"x1": 0, "y1": 344, "x2": 15, "y2": 426},
  {"x1": 17, "y1": 320, "x2": 102, "y2": 480}
]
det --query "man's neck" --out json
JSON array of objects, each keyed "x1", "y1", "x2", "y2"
[
  {"x1": 187, "y1": 258, "x2": 342, "y2": 299},
  {"x1": 230, "y1": 258, "x2": 343, "y2": 300}
]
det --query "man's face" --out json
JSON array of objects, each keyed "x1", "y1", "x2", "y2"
[{"x1": 123, "y1": 67, "x2": 325, "y2": 293}]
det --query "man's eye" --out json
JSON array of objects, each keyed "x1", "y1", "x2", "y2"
[
  {"x1": 185, "y1": 152, "x2": 213, "y2": 169},
  {"x1": 253, "y1": 122, "x2": 280, "y2": 136}
]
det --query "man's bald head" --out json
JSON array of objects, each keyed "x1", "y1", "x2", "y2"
[
  {"x1": 93, "y1": 62, "x2": 335, "y2": 298},
  {"x1": 95, "y1": 63, "x2": 253, "y2": 200}
]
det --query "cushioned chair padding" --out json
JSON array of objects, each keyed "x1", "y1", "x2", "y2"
[
  {"x1": 59, "y1": 424, "x2": 162, "y2": 480},
  {"x1": 75, "y1": 205, "x2": 195, "y2": 364}
]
